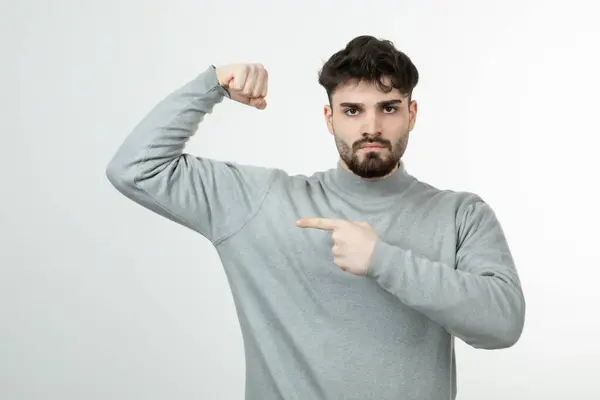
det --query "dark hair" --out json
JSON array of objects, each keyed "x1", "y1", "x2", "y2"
[{"x1": 318, "y1": 35, "x2": 419, "y2": 104}]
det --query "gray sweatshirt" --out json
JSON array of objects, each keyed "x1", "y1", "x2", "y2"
[{"x1": 106, "y1": 65, "x2": 526, "y2": 400}]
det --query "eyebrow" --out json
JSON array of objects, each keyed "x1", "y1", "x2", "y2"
[{"x1": 338, "y1": 99, "x2": 404, "y2": 108}]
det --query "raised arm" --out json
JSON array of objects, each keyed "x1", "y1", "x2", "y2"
[{"x1": 106, "y1": 63, "x2": 274, "y2": 244}]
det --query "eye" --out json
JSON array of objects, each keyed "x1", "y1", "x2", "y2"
[
  {"x1": 344, "y1": 108, "x2": 359, "y2": 116},
  {"x1": 383, "y1": 106, "x2": 398, "y2": 113}
]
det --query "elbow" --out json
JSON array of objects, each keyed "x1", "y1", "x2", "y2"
[
  {"x1": 105, "y1": 157, "x2": 136, "y2": 193},
  {"x1": 478, "y1": 322, "x2": 523, "y2": 350},
  {"x1": 465, "y1": 319, "x2": 524, "y2": 350},
  {"x1": 471, "y1": 295, "x2": 526, "y2": 350}
]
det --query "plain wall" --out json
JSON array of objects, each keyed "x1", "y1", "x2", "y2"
[{"x1": 2, "y1": 0, "x2": 599, "y2": 398}]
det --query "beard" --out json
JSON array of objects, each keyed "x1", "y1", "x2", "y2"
[{"x1": 334, "y1": 130, "x2": 409, "y2": 179}]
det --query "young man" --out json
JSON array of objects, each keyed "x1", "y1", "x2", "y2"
[{"x1": 106, "y1": 35, "x2": 526, "y2": 400}]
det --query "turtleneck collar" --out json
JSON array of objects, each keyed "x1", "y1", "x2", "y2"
[{"x1": 323, "y1": 160, "x2": 416, "y2": 201}]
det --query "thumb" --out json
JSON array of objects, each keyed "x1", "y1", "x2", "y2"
[{"x1": 249, "y1": 97, "x2": 267, "y2": 110}]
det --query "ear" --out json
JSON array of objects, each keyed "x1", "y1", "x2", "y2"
[
  {"x1": 324, "y1": 104, "x2": 334, "y2": 134},
  {"x1": 408, "y1": 100, "x2": 418, "y2": 132}
]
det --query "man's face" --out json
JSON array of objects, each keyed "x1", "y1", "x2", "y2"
[{"x1": 324, "y1": 77, "x2": 418, "y2": 179}]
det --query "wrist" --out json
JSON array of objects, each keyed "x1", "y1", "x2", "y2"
[{"x1": 214, "y1": 66, "x2": 227, "y2": 88}]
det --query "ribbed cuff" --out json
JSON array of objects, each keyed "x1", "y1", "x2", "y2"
[{"x1": 189, "y1": 65, "x2": 231, "y2": 100}]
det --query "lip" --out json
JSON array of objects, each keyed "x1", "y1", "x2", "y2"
[{"x1": 360, "y1": 145, "x2": 385, "y2": 150}]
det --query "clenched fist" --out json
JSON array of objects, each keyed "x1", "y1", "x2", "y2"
[{"x1": 216, "y1": 63, "x2": 268, "y2": 110}]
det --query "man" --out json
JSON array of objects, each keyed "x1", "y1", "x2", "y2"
[{"x1": 106, "y1": 35, "x2": 526, "y2": 400}]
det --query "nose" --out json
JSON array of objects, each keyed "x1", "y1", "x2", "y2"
[{"x1": 361, "y1": 115, "x2": 382, "y2": 137}]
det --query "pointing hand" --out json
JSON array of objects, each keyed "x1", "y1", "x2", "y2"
[{"x1": 296, "y1": 218, "x2": 379, "y2": 276}]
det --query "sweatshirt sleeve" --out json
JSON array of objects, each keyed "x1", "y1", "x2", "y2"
[
  {"x1": 105, "y1": 65, "x2": 275, "y2": 244},
  {"x1": 366, "y1": 196, "x2": 526, "y2": 350}
]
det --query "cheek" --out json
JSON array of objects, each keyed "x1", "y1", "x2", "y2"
[
  {"x1": 333, "y1": 124, "x2": 360, "y2": 143},
  {"x1": 335, "y1": 136, "x2": 354, "y2": 154},
  {"x1": 386, "y1": 121, "x2": 409, "y2": 139}
]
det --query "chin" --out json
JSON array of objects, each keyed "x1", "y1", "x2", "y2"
[
  {"x1": 353, "y1": 157, "x2": 398, "y2": 179},
  {"x1": 357, "y1": 169, "x2": 390, "y2": 179}
]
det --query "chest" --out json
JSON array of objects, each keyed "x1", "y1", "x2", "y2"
[{"x1": 246, "y1": 186, "x2": 458, "y2": 278}]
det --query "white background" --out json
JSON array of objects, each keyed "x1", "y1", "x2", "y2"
[{"x1": 2, "y1": 0, "x2": 599, "y2": 398}]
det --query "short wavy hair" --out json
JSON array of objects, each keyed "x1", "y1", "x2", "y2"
[{"x1": 318, "y1": 35, "x2": 419, "y2": 104}]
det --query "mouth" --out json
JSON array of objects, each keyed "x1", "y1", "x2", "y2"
[{"x1": 359, "y1": 145, "x2": 386, "y2": 152}]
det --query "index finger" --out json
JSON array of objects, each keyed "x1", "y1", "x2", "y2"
[{"x1": 296, "y1": 218, "x2": 344, "y2": 230}]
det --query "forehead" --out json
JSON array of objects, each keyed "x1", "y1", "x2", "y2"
[{"x1": 332, "y1": 77, "x2": 406, "y2": 104}]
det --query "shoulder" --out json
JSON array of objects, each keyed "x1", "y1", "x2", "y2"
[
  {"x1": 404, "y1": 176, "x2": 499, "y2": 230},
  {"x1": 407, "y1": 177, "x2": 485, "y2": 209},
  {"x1": 267, "y1": 167, "x2": 329, "y2": 191}
]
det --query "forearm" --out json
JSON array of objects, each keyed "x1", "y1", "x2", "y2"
[
  {"x1": 106, "y1": 64, "x2": 229, "y2": 186},
  {"x1": 367, "y1": 240, "x2": 526, "y2": 350}
]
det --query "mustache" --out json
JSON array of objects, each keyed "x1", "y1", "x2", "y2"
[{"x1": 353, "y1": 138, "x2": 391, "y2": 151}]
